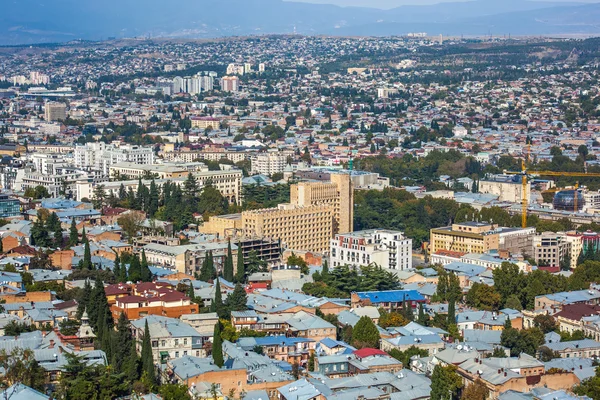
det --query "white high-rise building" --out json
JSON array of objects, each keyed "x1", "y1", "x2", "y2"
[
  {"x1": 251, "y1": 151, "x2": 288, "y2": 176},
  {"x1": 330, "y1": 229, "x2": 413, "y2": 270},
  {"x1": 172, "y1": 77, "x2": 184, "y2": 94},
  {"x1": 74, "y1": 142, "x2": 155, "y2": 176}
]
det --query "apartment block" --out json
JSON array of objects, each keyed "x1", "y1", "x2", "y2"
[
  {"x1": 533, "y1": 232, "x2": 571, "y2": 268},
  {"x1": 75, "y1": 142, "x2": 155, "y2": 176},
  {"x1": 330, "y1": 229, "x2": 413, "y2": 270},
  {"x1": 291, "y1": 173, "x2": 353, "y2": 235},
  {"x1": 251, "y1": 151, "x2": 288, "y2": 176},
  {"x1": 242, "y1": 204, "x2": 333, "y2": 253},
  {"x1": 44, "y1": 102, "x2": 67, "y2": 121},
  {"x1": 430, "y1": 222, "x2": 500, "y2": 255}
]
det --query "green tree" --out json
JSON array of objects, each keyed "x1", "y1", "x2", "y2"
[
  {"x1": 461, "y1": 379, "x2": 488, "y2": 400},
  {"x1": 351, "y1": 316, "x2": 380, "y2": 349},
  {"x1": 213, "y1": 278, "x2": 227, "y2": 319},
  {"x1": 128, "y1": 254, "x2": 142, "y2": 283},
  {"x1": 387, "y1": 346, "x2": 428, "y2": 367},
  {"x1": 226, "y1": 283, "x2": 248, "y2": 312},
  {"x1": 199, "y1": 251, "x2": 216, "y2": 282},
  {"x1": 160, "y1": 383, "x2": 192, "y2": 400},
  {"x1": 141, "y1": 320, "x2": 156, "y2": 388},
  {"x1": 212, "y1": 320, "x2": 224, "y2": 368},
  {"x1": 223, "y1": 241, "x2": 234, "y2": 281},
  {"x1": 430, "y1": 364, "x2": 463, "y2": 400},
  {"x1": 82, "y1": 239, "x2": 93, "y2": 270},
  {"x1": 76, "y1": 280, "x2": 92, "y2": 319},
  {"x1": 140, "y1": 249, "x2": 152, "y2": 282},
  {"x1": 236, "y1": 248, "x2": 245, "y2": 282},
  {"x1": 447, "y1": 298, "x2": 456, "y2": 326}
]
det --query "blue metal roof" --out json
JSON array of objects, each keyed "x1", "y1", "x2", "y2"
[{"x1": 355, "y1": 290, "x2": 425, "y2": 303}]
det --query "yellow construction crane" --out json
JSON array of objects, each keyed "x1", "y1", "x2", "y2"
[{"x1": 506, "y1": 166, "x2": 600, "y2": 228}]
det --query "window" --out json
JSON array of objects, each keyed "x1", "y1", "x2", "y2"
[{"x1": 175, "y1": 351, "x2": 179, "y2": 358}]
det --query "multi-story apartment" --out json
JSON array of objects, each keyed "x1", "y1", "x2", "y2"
[
  {"x1": 19, "y1": 168, "x2": 88, "y2": 199},
  {"x1": 142, "y1": 241, "x2": 234, "y2": 276},
  {"x1": 44, "y1": 102, "x2": 67, "y2": 121},
  {"x1": 430, "y1": 222, "x2": 500, "y2": 255},
  {"x1": 131, "y1": 316, "x2": 207, "y2": 363},
  {"x1": 533, "y1": 232, "x2": 572, "y2": 268},
  {"x1": 242, "y1": 204, "x2": 333, "y2": 253},
  {"x1": 251, "y1": 151, "x2": 288, "y2": 176},
  {"x1": 330, "y1": 229, "x2": 413, "y2": 270},
  {"x1": 226, "y1": 63, "x2": 245, "y2": 75},
  {"x1": 162, "y1": 149, "x2": 248, "y2": 164},
  {"x1": 74, "y1": 142, "x2": 155, "y2": 176},
  {"x1": 190, "y1": 117, "x2": 220, "y2": 129},
  {"x1": 221, "y1": 76, "x2": 240, "y2": 92},
  {"x1": 291, "y1": 173, "x2": 353, "y2": 235}
]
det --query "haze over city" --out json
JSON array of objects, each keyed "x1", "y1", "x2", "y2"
[{"x1": 2, "y1": 0, "x2": 600, "y2": 399}]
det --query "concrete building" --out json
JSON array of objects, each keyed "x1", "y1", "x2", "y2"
[
  {"x1": 242, "y1": 204, "x2": 333, "y2": 253},
  {"x1": 479, "y1": 174, "x2": 530, "y2": 204},
  {"x1": 74, "y1": 142, "x2": 155, "y2": 176},
  {"x1": 497, "y1": 227, "x2": 536, "y2": 257},
  {"x1": 131, "y1": 315, "x2": 207, "y2": 363},
  {"x1": 190, "y1": 117, "x2": 220, "y2": 130},
  {"x1": 291, "y1": 173, "x2": 353, "y2": 235},
  {"x1": 44, "y1": 102, "x2": 67, "y2": 121},
  {"x1": 533, "y1": 232, "x2": 571, "y2": 269},
  {"x1": 251, "y1": 151, "x2": 288, "y2": 176},
  {"x1": 430, "y1": 222, "x2": 500, "y2": 255},
  {"x1": 330, "y1": 229, "x2": 412, "y2": 270},
  {"x1": 221, "y1": 76, "x2": 240, "y2": 92}
]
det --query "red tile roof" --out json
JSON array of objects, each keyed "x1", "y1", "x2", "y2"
[{"x1": 353, "y1": 348, "x2": 388, "y2": 358}]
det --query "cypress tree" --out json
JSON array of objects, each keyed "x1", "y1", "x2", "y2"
[
  {"x1": 236, "y1": 249, "x2": 245, "y2": 283},
  {"x1": 81, "y1": 227, "x2": 87, "y2": 244},
  {"x1": 69, "y1": 218, "x2": 78, "y2": 247},
  {"x1": 187, "y1": 283, "x2": 196, "y2": 302},
  {"x1": 199, "y1": 251, "x2": 216, "y2": 282},
  {"x1": 148, "y1": 180, "x2": 159, "y2": 217},
  {"x1": 76, "y1": 280, "x2": 92, "y2": 319},
  {"x1": 114, "y1": 313, "x2": 134, "y2": 374},
  {"x1": 140, "y1": 249, "x2": 152, "y2": 282},
  {"x1": 141, "y1": 320, "x2": 156, "y2": 385},
  {"x1": 82, "y1": 239, "x2": 92, "y2": 270},
  {"x1": 226, "y1": 283, "x2": 248, "y2": 313},
  {"x1": 223, "y1": 241, "x2": 234, "y2": 282},
  {"x1": 212, "y1": 321, "x2": 224, "y2": 368},
  {"x1": 448, "y1": 298, "x2": 456, "y2": 326},
  {"x1": 213, "y1": 279, "x2": 227, "y2": 319},
  {"x1": 418, "y1": 303, "x2": 427, "y2": 326},
  {"x1": 113, "y1": 254, "x2": 121, "y2": 282},
  {"x1": 129, "y1": 254, "x2": 141, "y2": 283}
]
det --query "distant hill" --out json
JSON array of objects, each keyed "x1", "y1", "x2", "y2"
[{"x1": 0, "y1": 0, "x2": 598, "y2": 45}]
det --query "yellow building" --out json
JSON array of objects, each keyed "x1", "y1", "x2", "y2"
[
  {"x1": 242, "y1": 204, "x2": 333, "y2": 253},
  {"x1": 200, "y1": 213, "x2": 242, "y2": 237},
  {"x1": 290, "y1": 173, "x2": 353, "y2": 234},
  {"x1": 430, "y1": 222, "x2": 499, "y2": 254}
]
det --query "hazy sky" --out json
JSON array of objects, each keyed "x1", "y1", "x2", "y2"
[{"x1": 288, "y1": 0, "x2": 600, "y2": 9}]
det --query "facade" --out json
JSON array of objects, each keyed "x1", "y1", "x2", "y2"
[
  {"x1": 143, "y1": 241, "x2": 234, "y2": 276},
  {"x1": 497, "y1": 227, "x2": 536, "y2": 257},
  {"x1": 74, "y1": 143, "x2": 155, "y2": 176},
  {"x1": 221, "y1": 76, "x2": 240, "y2": 92},
  {"x1": 251, "y1": 151, "x2": 288, "y2": 176},
  {"x1": 430, "y1": 222, "x2": 500, "y2": 255},
  {"x1": 330, "y1": 229, "x2": 412, "y2": 270},
  {"x1": 242, "y1": 204, "x2": 333, "y2": 253},
  {"x1": 131, "y1": 316, "x2": 207, "y2": 363},
  {"x1": 533, "y1": 232, "x2": 571, "y2": 268},
  {"x1": 0, "y1": 195, "x2": 20, "y2": 218},
  {"x1": 190, "y1": 117, "x2": 220, "y2": 129},
  {"x1": 44, "y1": 102, "x2": 67, "y2": 121},
  {"x1": 290, "y1": 173, "x2": 353, "y2": 235},
  {"x1": 479, "y1": 175, "x2": 530, "y2": 204},
  {"x1": 110, "y1": 291, "x2": 199, "y2": 321}
]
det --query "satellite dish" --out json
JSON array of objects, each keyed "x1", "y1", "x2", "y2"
[{"x1": 457, "y1": 345, "x2": 463, "y2": 350}]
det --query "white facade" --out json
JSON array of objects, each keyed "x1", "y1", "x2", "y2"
[
  {"x1": 330, "y1": 229, "x2": 413, "y2": 270},
  {"x1": 251, "y1": 151, "x2": 288, "y2": 176},
  {"x1": 74, "y1": 142, "x2": 154, "y2": 176}
]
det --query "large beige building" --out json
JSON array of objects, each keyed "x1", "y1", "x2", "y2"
[
  {"x1": 162, "y1": 150, "x2": 247, "y2": 164},
  {"x1": 430, "y1": 222, "x2": 500, "y2": 254},
  {"x1": 44, "y1": 102, "x2": 67, "y2": 121},
  {"x1": 533, "y1": 232, "x2": 572, "y2": 269},
  {"x1": 290, "y1": 173, "x2": 353, "y2": 234},
  {"x1": 201, "y1": 173, "x2": 352, "y2": 253},
  {"x1": 242, "y1": 203, "x2": 333, "y2": 253},
  {"x1": 479, "y1": 175, "x2": 530, "y2": 204}
]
